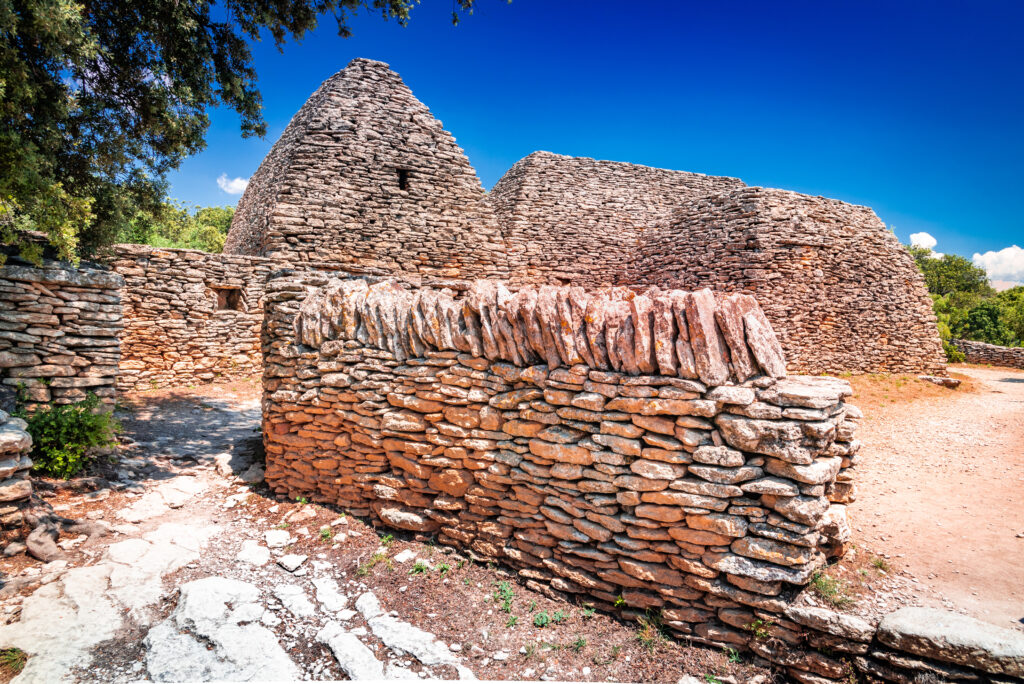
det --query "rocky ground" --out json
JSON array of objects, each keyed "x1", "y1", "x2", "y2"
[
  {"x1": 0, "y1": 366, "x2": 1020, "y2": 683},
  {"x1": 0, "y1": 381, "x2": 769, "y2": 683}
]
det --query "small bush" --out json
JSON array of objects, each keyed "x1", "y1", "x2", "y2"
[
  {"x1": 533, "y1": 611, "x2": 550, "y2": 628},
  {"x1": 21, "y1": 394, "x2": 119, "y2": 479},
  {"x1": 943, "y1": 340, "x2": 966, "y2": 363}
]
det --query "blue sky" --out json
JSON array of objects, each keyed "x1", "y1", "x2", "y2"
[{"x1": 170, "y1": 0, "x2": 1024, "y2": 283}]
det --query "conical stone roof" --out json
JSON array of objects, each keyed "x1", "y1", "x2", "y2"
[{"x1": 225, "y1": 58, "x2": 510, "y2": 280}]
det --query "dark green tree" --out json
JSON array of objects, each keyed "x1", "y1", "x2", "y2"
[
  {"x1": 908, "y1": 246, "x2": 993, "y2": 297},
  {"x1": 960, "y1": 300, "x2": 1016, "y2": 347},
  {"x1": 0, "y1": 0, "x2": 482, "y2": 263}
]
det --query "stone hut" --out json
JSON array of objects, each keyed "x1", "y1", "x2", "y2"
[
  {"x1": 224, "y1": 58, "x2": 509, "y2": 281},
  {"x1": 225, "y1": 57, "x2": 944, "y2": 376}
]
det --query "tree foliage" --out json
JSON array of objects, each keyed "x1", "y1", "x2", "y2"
[
  {"x1": 907, "y1": 246, "x2": 993, "y2": 297},
  {"x1": 119, "y1": 201, "x2": 234, "y2": 253},
  {"x1": 1, "y1": 0, "x2": 480, "y2": 263},
  {"x1": 910, "y1": 247, "x2": 1023, "y2": 355}
]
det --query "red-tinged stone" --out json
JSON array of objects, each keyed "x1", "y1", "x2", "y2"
[
  {"x1": 618, "y1": 558, "x2": 684, "y2": 586},
  {"x1": 502, "y1": 420, "x2": 544, "y2": 437},
  {"x1": 651, "y1": 295, "x2": 678, "y2": 377},
  {"x1": 743, "y1": 309, "x2": 787, "y2": 378},
  {"x1": 528, "y1": 439, "x2": 594, "y2": 465},
  {"x1": 443, "y1": 405, "x2": 480, "y2": 429},
  {"x1": 683, "y1": 288, "x2": 732, "y2": 386},
  {"x1": 573, "y1": 517, "x2": 613, "y2": 542},
  {"x1": 635, "y1": 504, "x2": 685, "y2": 523},
  {"x1": 666, "y1": 554, "x2": 720, "y2": 578},
  {"x1": 668, "y1": 527, "x2": 734, "y2": 546},
  {"x1": 630, "y1": 294, "x2": 656, "y2": 374},
  {"x1": 668, "y1": 291, "x2": 700, "y2": 380},
  {"x1": 714, "y1": 293, "x2": 760, "y2": 382},
  {"x1": 428, "y1": 468, "x2": 474, "y2": 497}
]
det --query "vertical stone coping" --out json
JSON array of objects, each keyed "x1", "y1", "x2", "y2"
[{"x1": 293, "y1": 279, "x2": 788, "y2": 385}]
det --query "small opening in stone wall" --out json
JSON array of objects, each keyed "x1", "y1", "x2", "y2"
[
  {"x1": 211, "y1": 287, "x2": 243, "y2": 311},
  {"x1": 397, "y1": 168, "x2": 410, "y2": 191}
]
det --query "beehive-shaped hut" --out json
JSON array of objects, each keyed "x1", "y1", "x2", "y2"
[{"x1": 225, "y1": 58, "x2": 509, "y2": 280}]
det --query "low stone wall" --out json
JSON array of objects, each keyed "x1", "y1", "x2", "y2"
[
  {"x1": 0, "y1": 258, "x2": 123, "y2": 410},
  {"x1": 0, "y1": 408, "x2": 32, "y2": 555},
  {"x1": 953, "y1": 338, "x2": 1024, "y2": 370},
  {"x1": 112, "y1": 245, "x2": 274, "y2": 391},
  {"x1": 261, "y1": 275, "x2": 870, "y2": 672}
]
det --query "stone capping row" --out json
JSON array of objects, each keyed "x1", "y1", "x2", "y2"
[
  {"x1": 293, "y1": 279, "x2": 788, "y2": 386},
  {"x1": 952, "y1": 338, "x2": 1024, "y2": 370}
]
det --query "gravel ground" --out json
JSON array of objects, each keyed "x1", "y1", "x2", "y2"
[{"x1": 850, "y1": 364, "x2": 1024, "y2": 631}]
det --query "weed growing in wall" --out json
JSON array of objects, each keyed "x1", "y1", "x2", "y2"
[{"x1": 20, "y1": 394, "x2": 120, "y2": 479}]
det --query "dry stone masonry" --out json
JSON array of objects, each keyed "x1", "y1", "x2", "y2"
[
  {"x1": 225, "y1": 58, "x2": 945, "y2": 376},
  {"x1": 225, "y1": 58, "x2": 510, "y2": 281},
  {"x1": 631, "y1": 189, "x2": 946, "y2": 375},
  {"x1": 489, "y1": 151, "x2": 744, "y2": 288},
  {"x1": 261, "y1": 274, "x2": 865, "y2": 671},
  {"x1": 0, "y1": 407, "x2": 32, "y2": 555},
  {"x1": 112, "y1": 245, "x2": 273, "y2": 391},
  {"x1": 952, "y1": 339, "x2": 1024, "y2": 370},
  {"x1": 0, "y1": 257, "x2": 123, "y2": 410}
]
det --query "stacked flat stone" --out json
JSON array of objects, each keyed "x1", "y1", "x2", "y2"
[
  {"x1": 0, "y1": 407, "x2": 33, "y2": 554},
  {"x1": 225, "y1": 58, "x2": 510, "y2": 280},
  {"x1": 262, "y1": 274, "x2": 863, "y2": 677},
  {"x1": 489, "y1": 151, "x2": 744, "y2": 288},
  {"x1": 0, "y1": 259, "x2": 123, "y2": 409},
  {"x1": 631, "y1": 188, "x2": 946, "y2": 376},
  {"x1": 952, "y1": 339, "x2": 1024, "y2": 370},
  {"x1": 111, "y1": 245, "x2": 274, "y2": 391}
]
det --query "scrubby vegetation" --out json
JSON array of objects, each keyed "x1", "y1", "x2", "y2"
[
  {"x1": 908, "y1": 246, "x2": 1024, "y2": 359},
  {"x1": 19, "y1": 394, "x2": 120, "y2": 479}
]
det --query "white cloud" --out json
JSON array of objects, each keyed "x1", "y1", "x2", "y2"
[
  {"x1": 217, "y1": 174, "x2": 249, "y2": 195},
  {"x1": 972, "y1": 245, "x2": 1024, "y2": 288},
  {"x1": 909, "y1": 231, "x2": 938, "y2": 249}
]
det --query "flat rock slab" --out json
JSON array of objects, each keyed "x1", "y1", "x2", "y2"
[
  {"x1": 119, "y1": 477, "x2": 209, "y2": 523},
  {"x1": 877, "y1": 607, "x2": 1024, "y2": 677},
  {"x1": 356, "y1": 591, "x2": 474, "y2": 678},
  {"x1": 145, "y1": 577, "x2": 298, "y2": 682},
  {"x1": 273, "y1": 583, "x2": 316, "y2": 618},
  {"x1": 317, "y1": 621, "x2": 384, "y2": 680},
  {"x1": 236, "y1": 539, "x2": 270, "y2": 566}
]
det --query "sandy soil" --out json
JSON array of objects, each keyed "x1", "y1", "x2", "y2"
[{"x1": 850, "y1": 365, "x2": 1024, "y2": 631}]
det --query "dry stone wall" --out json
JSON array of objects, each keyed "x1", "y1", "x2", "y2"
[
  {"x1": 261, "y1": 274, "x2": 870, "y2": 676},
  {"x1": 225, "y1": 58, "x2": 509, "y2": 280},
  {"x1": 112, "y1": 245, "x2": 274, "y2": 391},
  {"x1": 631, "y1": 188, "x2": 946, "y2": 375},
  {"x1": 0, "y1": 258, "x2": 123, "y2": 410},
  {"x1": 0, "y1": 408, "x2": 32, "y2": 555},
  {"x1": 952, "y1": 339, "x2": 1024, "y2": 369},
  {"x1": 488, "y1": 152, "x2": 744, "y2": 288}
]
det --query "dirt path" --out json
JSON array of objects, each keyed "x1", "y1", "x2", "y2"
[{"x1": 851, "y1": 365, "x2": 1024, "y2": 631}]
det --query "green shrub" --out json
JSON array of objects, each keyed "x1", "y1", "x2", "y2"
[
  {"x1": 943, "y1": 340, "x2": 965, "y2": 363},
  {"x1": 21, "y1": 394, "x2": 120, "y2": 479}
]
